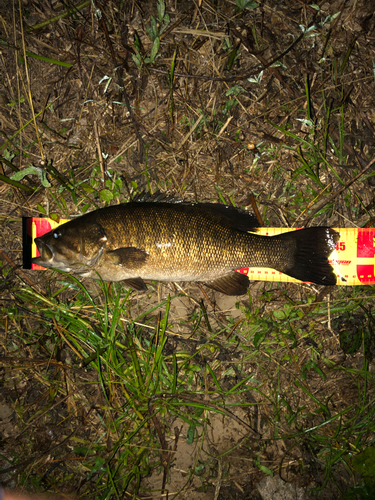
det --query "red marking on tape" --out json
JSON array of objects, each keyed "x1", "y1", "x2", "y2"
[
  {"x1": 357, "y1": 264, "x2": 375, "y2": 282},
  {"x1": 335, "y1": 242, "x2": 346, "y2": 251},
  {"x1": 357, "y1": 230, "x2": 375, "y2": 258},
  {"x1": 31, "y1": 219, "x2": 53, "y2": 270},
  {"x1": 34, "y1": 219, "x2": 53, "y2": 244},
  {"x1": 237, "y1": 268, "x2": 249, "y2": 275}
]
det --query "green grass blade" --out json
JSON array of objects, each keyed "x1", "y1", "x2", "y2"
[
  {"x1": 0, "y1": 173, "x2": 34, "y2": 191},
  {"x1": 27, "y1": 0, "x2": 91, "y2": 31}
]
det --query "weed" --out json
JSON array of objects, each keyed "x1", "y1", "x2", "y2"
[
  {"x1": 1, "y1": 0, "x2": 375, "y2": 498},
  {"x1": 132, "y1": 0, "x2": 170, "y2": 68}
]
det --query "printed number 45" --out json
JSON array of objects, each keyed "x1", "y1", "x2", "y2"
[{"x1": 336, "y1": 242, "x2": 346, "y2": 251}]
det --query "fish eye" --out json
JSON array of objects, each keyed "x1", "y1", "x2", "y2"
[{"x1": 53, "y1": 230, "x2": 61, "y2": 239}]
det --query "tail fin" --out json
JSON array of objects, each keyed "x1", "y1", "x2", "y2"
[{"x1": 275, "y1": 227, "x2": 339, "y2": 285}]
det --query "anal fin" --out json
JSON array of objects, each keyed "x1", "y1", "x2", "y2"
[
  {"x1": 123, "y1": 277, "x2": 148, "y2": 291},
  {"x1": 203, "y1": 272, "x2": 250, "y2": 296}
]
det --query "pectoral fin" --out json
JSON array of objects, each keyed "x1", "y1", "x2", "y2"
[
  {"x1": 107, "y1": 247, "x2": 148, "y2": 270},
  {"x1": 123, "y1": 277, "x2": 148, "y2": 291},
  {"x1": 203, "y1": 272, "x2": 250, "y2": 296}
]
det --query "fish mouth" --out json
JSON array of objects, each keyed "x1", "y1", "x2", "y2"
[{"x1": 32, "y1": 237, "x2": 54, "y2": 267}]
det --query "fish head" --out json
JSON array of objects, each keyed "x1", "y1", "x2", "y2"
[{"x1": 32, "y1": 221, "x2": 108, "y2": 273}]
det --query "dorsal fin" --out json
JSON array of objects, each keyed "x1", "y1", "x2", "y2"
[
  {"x1": 130, "y1": 191, "x2": 259, "y2": 233},
  {"x1": 131, "y1": 190, "x2": 183, "y2": 203},
  {"x1": 195, "y1": 203, "x2": 258, "y2": 232}
]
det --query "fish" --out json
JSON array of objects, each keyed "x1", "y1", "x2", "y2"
[{"x1": 32, "y1": 193, "x2": 339, "y2": 295}]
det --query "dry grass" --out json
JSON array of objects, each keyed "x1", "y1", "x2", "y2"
[{"x1": 1, "y1": 0, "x2": 375, "y2": 499}]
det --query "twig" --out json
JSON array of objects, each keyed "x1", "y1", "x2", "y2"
[
  {"x1": 249, "y1": 194, "x2": 263, "y2": 226},
  {"x1": 327, "y1": 293, "x2": 340, "y2": 344},
  {"x1": 214, "y1": 459, "x2": 223, "y2": 500},
  {"x1": 94, "y1": 120, "x2": 106, "y2": 181},
  {"x1": 148, "y1": 399, "x2": 174, "y2": 499}
]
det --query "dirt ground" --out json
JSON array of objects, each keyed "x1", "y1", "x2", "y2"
[{"x1": 1, "y1": 0, "x2": 375, "y2": 499}]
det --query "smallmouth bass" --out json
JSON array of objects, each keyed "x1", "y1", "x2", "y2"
[{"x1": 32, "y1": 194, "x2": 339, "y2": 295}]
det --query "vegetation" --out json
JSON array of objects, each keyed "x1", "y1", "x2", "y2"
[{"x1": 0, "y1": 0, "x2": 375, "y2": 499}]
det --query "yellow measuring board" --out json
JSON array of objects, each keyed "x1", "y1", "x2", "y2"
[{"x1": 25, "y1": 218, "x2": 375, "y2": 286}]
